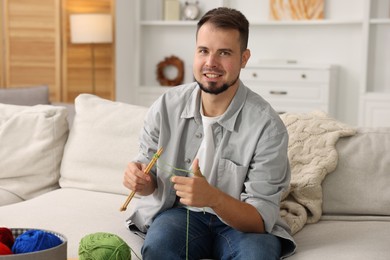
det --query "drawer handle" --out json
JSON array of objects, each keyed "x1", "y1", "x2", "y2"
[
  {"x1": 301, "y1": 74, "x2": 306, "y2": 79},
  {"x1": 252, "y1": 72, "x2": 258, "y2": 78},
  {"x1": 270, "y1": 91, "x2": 287, "y2": 95}
]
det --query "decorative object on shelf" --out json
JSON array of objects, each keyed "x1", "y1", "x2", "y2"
[
  {"x1": 164, "y1": 0, "x2": 181, "y2": 21},
  {"x1": 70, "y1": 14, "x2": 113, "y2": 95},
  {"x1": 183, "y1": 1, "x2": 200, "y2": 20},
  {"x1": 269, "y1": 0, "x2": 324, "y2": 20},
  {"x1": 157, "y1": 56, "x2": 185, "y2": 87}
]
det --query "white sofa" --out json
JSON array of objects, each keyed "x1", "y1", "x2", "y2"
[{"x1": 1, "y1": 92, "x2": 390, "y2": 259}]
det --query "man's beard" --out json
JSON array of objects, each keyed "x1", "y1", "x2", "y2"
[{"x1": 196, "y1": 75, "x2": 239, "y2": 95}]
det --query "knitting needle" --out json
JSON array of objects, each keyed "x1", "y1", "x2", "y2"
[
  {"x1": 119, "y1": 147, "x2": 163, "y2": 212},
  {"x1": 193, "y1": 160, "x2": 203, "y2": 177}
]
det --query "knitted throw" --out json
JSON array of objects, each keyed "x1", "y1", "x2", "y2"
[{"x1": 279, "y1": 111, "x2": 356, "y2": 235}]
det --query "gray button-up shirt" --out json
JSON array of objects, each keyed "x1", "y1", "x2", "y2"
[{"x1": 128, "y1": 81, "x2": 295, "y2": 256}]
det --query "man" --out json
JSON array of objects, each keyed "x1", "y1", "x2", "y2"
[{"x1": 124, "y1": 7, "x2": 296, "y2": 259}]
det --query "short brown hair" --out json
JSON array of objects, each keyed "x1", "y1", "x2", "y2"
[{"x1": 197, "y1": 7, "x2": 249, "y2": 52}]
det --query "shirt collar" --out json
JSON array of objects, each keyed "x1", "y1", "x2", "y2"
[{"x1": 181, "y1": 81, "x2": 247, "y2": 132}]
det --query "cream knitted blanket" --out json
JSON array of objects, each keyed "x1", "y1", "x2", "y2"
[{"x1": 279, "y1": 111, "x2": 356, "y2": 235}]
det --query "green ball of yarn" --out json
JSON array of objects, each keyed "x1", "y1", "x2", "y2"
[{"x1": 78, "y1": 232, "x2": 131, "y2": 260}]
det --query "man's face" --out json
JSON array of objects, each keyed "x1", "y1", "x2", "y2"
[{"x1": 193, "y1": 23, "x2": 249, "y2": 95}]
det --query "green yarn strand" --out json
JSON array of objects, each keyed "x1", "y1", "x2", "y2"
[
  {"x1": 151, "y1": 153, "x2": 202, "y2": 260},
  {"x1": 186, "y1": 209, "x2": 190, "y2": 260},
  {"x1": 156, "y1": 157, "x2": 194, "y2": 177}
]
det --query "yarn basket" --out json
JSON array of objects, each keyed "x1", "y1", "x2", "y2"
[
  {"x1": 0, "y1": 228, "x2": 67, "y2": 259},
  {"x1": 12, "y1": 229, "x2": 62, "y2": 254},
  {"x1": 79, "y1": 232, "x2": 131, "y2": 260}
]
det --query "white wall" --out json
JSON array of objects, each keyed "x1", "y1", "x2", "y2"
[{"x1": 115, "y1": 0, "x2": 136, "y2": 104}]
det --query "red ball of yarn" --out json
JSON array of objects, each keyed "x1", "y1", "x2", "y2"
[
  {"x1": 0, "y1": 242, "x2": 13, "y2": 255},
  {"x1": 0, "y1": 227, "x2": 14, "y2": 249}
]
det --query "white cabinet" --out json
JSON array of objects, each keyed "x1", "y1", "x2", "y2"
[
  {"x1": 241, "y1": 64, "x2": 337, "y2": 115},
  {"x1": 362, "y1": 94, "x2": 390, "y2": 127},
  {"x1": 360, "y1": 0, "x2": 390, "y2": 126}
]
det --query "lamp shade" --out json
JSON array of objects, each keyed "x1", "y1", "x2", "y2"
[{"x1": 70, "y1": 14, "x2": 113, "y2": 44}]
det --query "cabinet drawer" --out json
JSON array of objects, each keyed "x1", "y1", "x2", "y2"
[
  {"x1": 239, "y1": 64, "x2": 336, "y2": 116},
  {"x1": 241, "y1": 68, "x2": 330, "y2": 83},
  {"x1": 249, "y1": 85, "x2": 323, "y2": 101},
  {"x1": 363, "y1": 97, "x2": 390, "y2": 127}
]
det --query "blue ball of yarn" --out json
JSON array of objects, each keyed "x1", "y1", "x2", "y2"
[{"x1": 12, "y1": 229, "x2": 62, "y2": 254}]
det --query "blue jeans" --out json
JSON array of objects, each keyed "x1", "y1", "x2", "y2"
[{"x1": 142, "y1": 207, "x2": 281, "y2": 260}]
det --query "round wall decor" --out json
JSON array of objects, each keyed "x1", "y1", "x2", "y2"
[{"x1": 157, "y1": 56, "x2": 184, "y2": 86}]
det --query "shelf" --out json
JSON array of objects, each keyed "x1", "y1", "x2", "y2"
[
  {"x1": 140, "y1": 20, "x2": 197, "y2": 26},
  {"x1": 138, "y1": 85, "x2": 173, "y2": 90},
  {"x1": 363, "y1": 92, "x2": 390, "y2": 99},
  {"x1": 370, "y1": 18, "x2": 390, "y2": 24},
  {"x1": 140, "y1": 19, "x2": 362, "y2": 27},
  {"x1": 250, "y1": 19, "x2": 362, "y2": 26},
  {"x1": 245, "y1": 61, "x2": 334, "y2": 69}
]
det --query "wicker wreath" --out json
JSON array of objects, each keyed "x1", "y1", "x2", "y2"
[{"x1": 157, "y1": 56, "x2": 184, "y2": 86}]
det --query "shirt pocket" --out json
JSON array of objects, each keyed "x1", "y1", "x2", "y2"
[{"x1": 217, "y1": 159, "x2": 249, "y2": 199}]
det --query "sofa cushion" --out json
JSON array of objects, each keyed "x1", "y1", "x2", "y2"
[
  {"x1": 59, "y1": 94, "x2": 149, "y2": 196},
  {"x1": 322, "y1": 127, "x2": 390, "y2": 216},
  {"x1": 52, "y1": 102, "x2": 76, "y2": 128},
  {"x1": 0, "y1": 103, "x2": 69, "y2": 206},
  {"x1": 0, "y1": 188, "x2": 144, "y2": 259},
  {"x1": 0, "y1": 85, "x2": 50, "y2": 105},
  {"x1": 289, "y1": 219, "x2": 390, "y2": 260}
]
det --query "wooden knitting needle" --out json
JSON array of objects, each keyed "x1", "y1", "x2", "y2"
[{"x1": 119, "y1": 147, "x2": 163, "y2": 212}]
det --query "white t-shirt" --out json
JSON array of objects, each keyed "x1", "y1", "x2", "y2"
[
  {"x1": 188, "y1": 107, "x2": 220, "y2": 214},
  {"x1": 195, "y1": 113, "x2": 219, "y2": 185}
]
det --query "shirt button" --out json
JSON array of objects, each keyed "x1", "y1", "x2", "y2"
[
  {"x1": 185, "y1": 158, "x2": 191, "y2": 164},
  {"x1": 195, "y1": 133, "x2": 202, "y2": 138}
]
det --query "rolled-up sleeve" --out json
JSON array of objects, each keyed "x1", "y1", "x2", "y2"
[{"x1": 241, "y1": 131, "x2": 290, "y2": 233}]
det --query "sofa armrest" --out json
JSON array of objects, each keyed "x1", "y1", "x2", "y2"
[
  {"x1": 322, "y1": 127, "x2": 390, "y2": 216},
  {"x1": 0, "y1": 85, "x2": 50, "y2": 105}
]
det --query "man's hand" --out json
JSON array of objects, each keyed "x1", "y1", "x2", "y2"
[
  {"x1": 123, "y1": 162, "x2": 156, "y2": 196},
  {"x1": 172, "y1": 159, "x2": 265, "y2": 233},
  {"x1": 171, "y1": 159, "x2": 219, "y2": 208}
]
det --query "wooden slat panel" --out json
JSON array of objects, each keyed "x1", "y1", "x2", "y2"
[
  {"x1": 2, "y1": 0, "x2": 114, "y2": 102},
  {"x1": 5, "y1": 0, "x2": 61, "y2": 101}
]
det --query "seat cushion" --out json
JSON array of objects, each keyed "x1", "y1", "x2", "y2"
[
  {"x1": 0, "y1": 188, "x2": 144, "y2": 258},
  {"x1": 289, "y1": 218, "x2": 390, "y2": 260}
]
